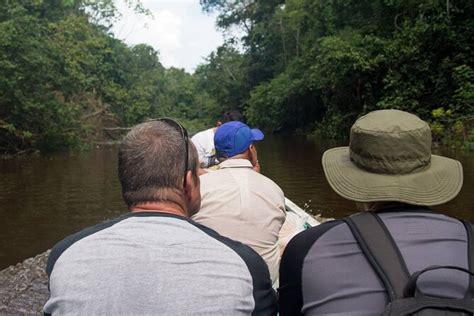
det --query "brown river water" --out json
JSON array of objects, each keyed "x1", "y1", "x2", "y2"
[{"x1": 0, "y1": 135, "x2": 472, "y2": 269}]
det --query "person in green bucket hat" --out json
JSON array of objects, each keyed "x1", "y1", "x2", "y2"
[{"x1": 279, "y1": 110, "x2": 472, "y2": 315}]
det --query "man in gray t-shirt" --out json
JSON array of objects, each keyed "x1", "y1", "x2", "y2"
[
  {"x1": 279, "y1": 110, "x2": 469, "y2": 315},
  {"x1": 44, "y1": 119, "x2": 276, "y2": 315}
]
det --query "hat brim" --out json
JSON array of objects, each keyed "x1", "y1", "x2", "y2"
[
  {"x1": 251, "y1": 129, "x2": 264, "y2": 141},
  {"x1": 322, "y1": 147, "x2": 463, "y2": 206}
]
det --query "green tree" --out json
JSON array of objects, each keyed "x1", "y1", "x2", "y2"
[{"x1": 201, "y1": 0, "x2": 474, "y2": 145}]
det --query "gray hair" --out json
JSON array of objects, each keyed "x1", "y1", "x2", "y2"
[{"x1": 118, "y1": 120, "x2": 198, "y2": 207}]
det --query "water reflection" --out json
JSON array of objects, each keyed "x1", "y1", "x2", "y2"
[
  {"x1": 0, "y1": 148, "x2": 127, "y2": 269},
  {"x1": 0, "y1": 136, "x2": 472, "y2": 269}
]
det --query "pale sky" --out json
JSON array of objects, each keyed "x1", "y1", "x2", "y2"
[{"x1": 111, "y1": 0, "x2": 224, "y2": 73}]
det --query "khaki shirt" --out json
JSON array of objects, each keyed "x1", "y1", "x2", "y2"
[{"x1": 193, "y1": 159, "x2": 286, "y2": 283}]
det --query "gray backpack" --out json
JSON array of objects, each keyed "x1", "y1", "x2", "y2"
[{"x1": 345, "y1": 212, "x2": 474, "y2": 316}]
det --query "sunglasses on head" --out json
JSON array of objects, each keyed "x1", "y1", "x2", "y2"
[{"x1": 148, "y1": 117, "x2": 189, "y2": 187}]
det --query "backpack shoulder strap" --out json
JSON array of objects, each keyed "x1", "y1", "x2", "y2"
[
  {"x1": 344, "y1": 212, "x2": 410, "y2": 301},
  {"x1": 461, "y1": 220, "x2": 474, "y2": 298}
]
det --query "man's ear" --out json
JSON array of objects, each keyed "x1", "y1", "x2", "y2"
[
  {"x1": 247, "y1": 145, "x2": 260, "y2": 172},
  {"x1": 248, "y1": 144, "x2": 257, "y2": 158},
  {"x1": 184, "y1": 170, "x2": 198, "y2": 193},
  {"x1": 216, "y1": 120, "x2": 222, "y2": 127},
  {"x1": 184, "y1": 170, "x2": 201, "y2": 216}
]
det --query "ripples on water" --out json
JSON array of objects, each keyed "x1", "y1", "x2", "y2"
[{"x1": 0, "y1": 136, "x2": 472, "y2": 269}]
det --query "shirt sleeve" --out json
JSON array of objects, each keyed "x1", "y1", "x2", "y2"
[{"x1": 278, "y1": 220, "x2": 342, "y2": 316}]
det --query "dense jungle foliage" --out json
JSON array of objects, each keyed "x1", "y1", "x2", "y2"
[
  {"x1": 0, "y1": 0, "x2": 219, "y2": 154},
  {"x1": 1, "y1": 0, "x2": 473, "y2": 154},
  {"x1": 199, "y1": 0, "x2": 473, "y2": 145}
]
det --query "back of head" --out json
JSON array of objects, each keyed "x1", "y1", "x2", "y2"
[
  {"x1": 214, "y1": 121, "x2": 264, "y2": 159},
  {"x1": 322, "y1": 109, "x2": 463, "y2": 206},
  {"x1": 118, "y1": 120, "x2": 198, "y2": 207},
  {"x1": 221, "y1": 110, "x2": 243, "y2": 124}
]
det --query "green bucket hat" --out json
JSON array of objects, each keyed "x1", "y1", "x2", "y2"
[{"x1": 322, "y1": 110, "x2": 463, "y2": 206}]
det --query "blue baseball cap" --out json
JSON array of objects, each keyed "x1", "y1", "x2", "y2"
[{"x1": 214, "y1": 121, "x2": 264, "y2": 158}]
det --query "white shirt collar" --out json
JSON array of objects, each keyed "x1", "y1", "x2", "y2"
[{"x1": 219, "y1": 159, "x2": 253, "y2": 169}]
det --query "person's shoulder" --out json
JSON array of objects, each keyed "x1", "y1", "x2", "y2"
[
  {"x1": 199, "y1": 166, "x2": 227, "y2": 182},
  {"x1": 191, "y1": 128, "x2": 213, "y2": 141},
  {"x1": 283, "y1": 219, "x2": 344, "y2": 259},
  {"x1": 279, "y1": 219, "x2": 345, "y2": 310},
  {"x1": 46, "y1": 214, "x2": 131, "y2": 277},
  {"x1": 378, "y1": 207, "x2": 465, "y2": 225},
  {"x1": 191, "y1": 219, "x2": 270, "y2": 269},
  {"x1": 188, "y1": 219, "x2": 276, "y2": 312},
  {"x1": 251, "y1": 171, "x2": 284, "y2": 195},
  {"x1": 192, "y1": 219, "x2": 256, "y2": 254}
]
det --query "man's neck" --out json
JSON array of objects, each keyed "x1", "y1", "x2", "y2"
[
  {"x1": 228, "y1": 153, "x2": 250, "y2": 160},
  {"x1": 130, "y1": 202, "x2": 187, "y2": 217},
  {"x1": 356, "y1": 202, "x2": 413, "y2": 212}
]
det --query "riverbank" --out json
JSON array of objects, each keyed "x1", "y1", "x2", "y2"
[{"x1": 0, "y1": 251, "x2": 49, "y2": 314}]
